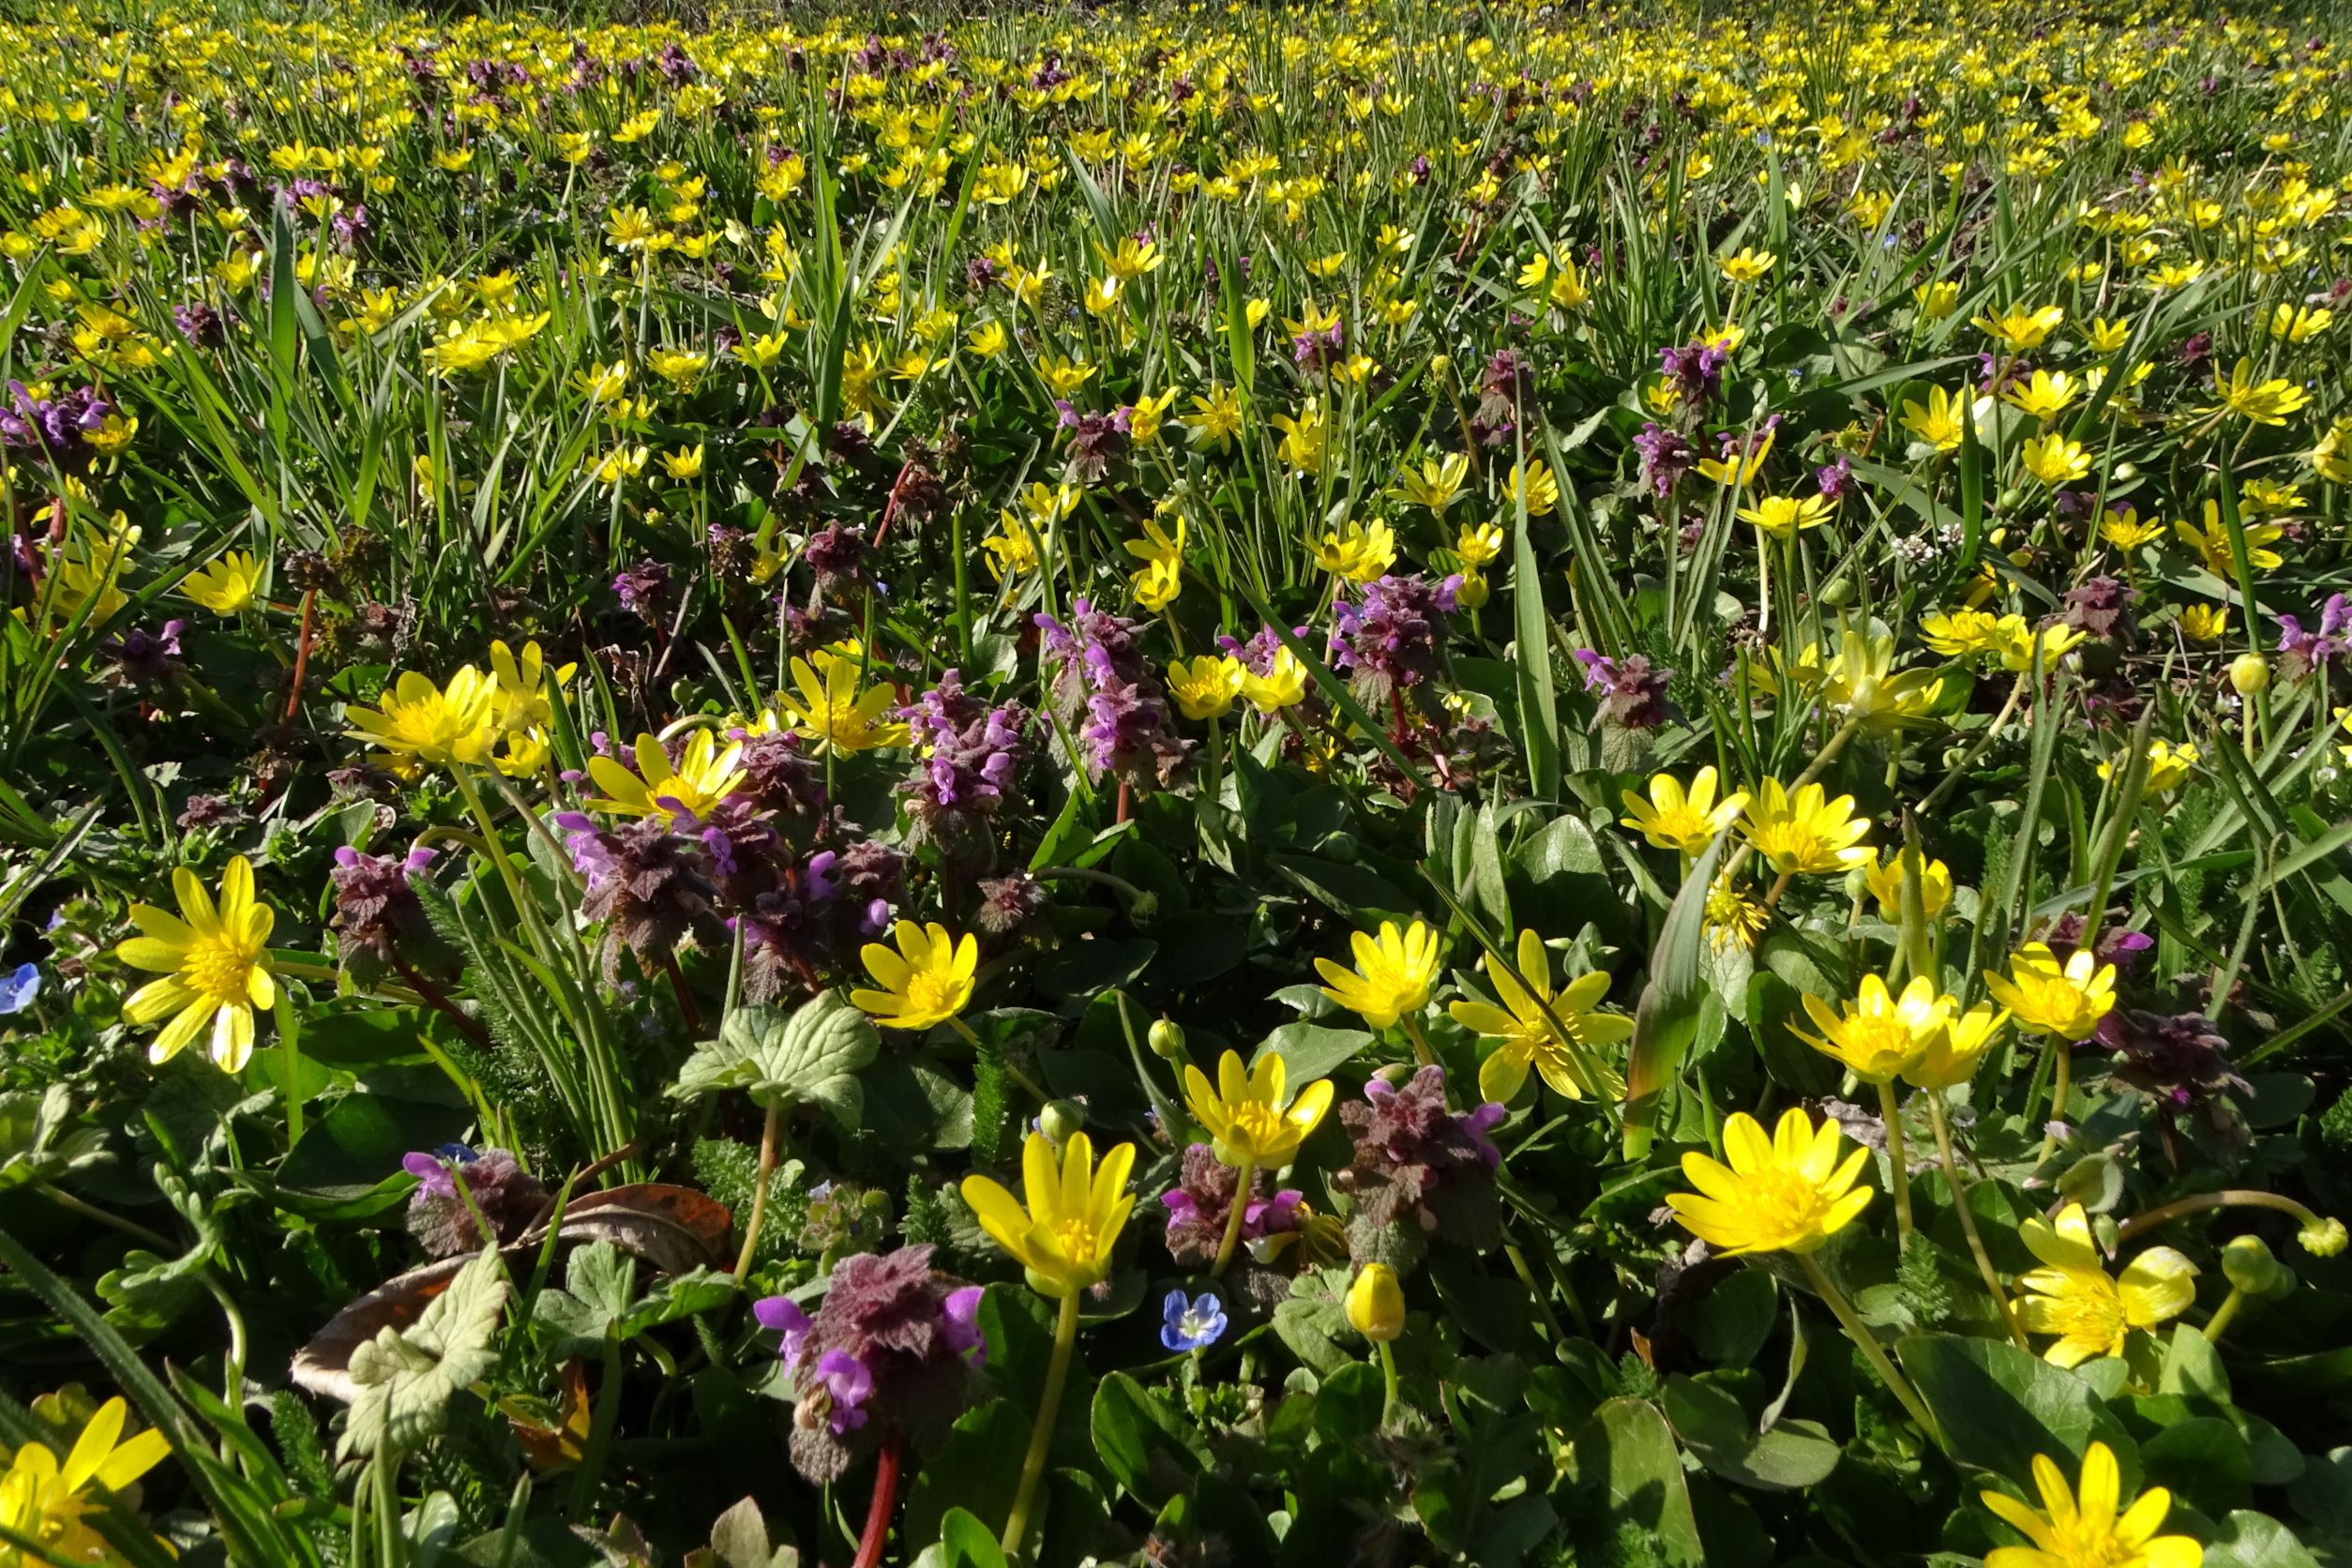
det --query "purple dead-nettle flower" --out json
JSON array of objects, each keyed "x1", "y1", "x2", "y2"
[
  {"x1": 1292, "y1": 314, "x2": 1344, "y2": 370},
  {"x1": 1574, "y1": 649, "x2": 1679, "y2": 729},
  {"x1": 1334, "y1": 1066, "x2": 1508, "y2": 1269},
  {"x1": 1816, "y1": 455, "x2": 1855, "y2": 503},
  {"x1": 1478, "y1": 348, "x2": 1531, "y2": 429},
  {"x1": 101, "y1": 621, "x2": 185, "y2": 691},
  {"x1": 330, "y1": 842, "x2": 451, "y2": 981},
  {"x1": 732, "y1": 728, "x2": 828, "y2": 829},
  {"x1": 1035, "y1": 598, "x2": 1188, "y2": 787},
  {"x1": 1633, "y1": 422, "x2": 1695, "y2": 498},
  {"x1": 402, "y1": 1146, "x2": 547, "y2": 1258},
  {"x1": 2277, "y1": 593, "x2": 2351, "y2": 677},
  {"x1": 752, "y1": 1295, "x2": 814, "y2": 1372},
  {"x1": 1330, "y1": 573, "x2": 1454, "y2": 702},
  {"x1": 899, "y1": 670, "x2": 1030, "y2": 855},
  {"x1": 556, "y1": 814, "x2": 726, "y2": 982},
  {"x1": 767, "y1": 1244, "x2": 983, "y2": 1483},
  {"x1": 2062, "y1": 577, "x2": 2135, "y2": 640},
  {"x1": 1, "y1": 383, "x2": 111, "y2": 475},
  {"x1": 173, "y1": 302, "x2": 228, "y2": 348},
  {"x1": 1659, "y1": 340, "x2": 1726, "y2": 407},
  {"x1": 804, "y1": 522, "x2": 870, "y2": 598},
  {"x1": 611, "y1": 558, "x2": 669, "y2": 623},
  {"x1": 1054, "y1": 401, "x2": 1131, "y2": 485},
  {"x1": 2042, "y1": 910, "x2": 2156, "y2": 977},
  {"x1": 2098, "y1": 1008, "x2": 2251, "y2": 1151}
]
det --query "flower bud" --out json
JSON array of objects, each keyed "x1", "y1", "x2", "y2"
[
  {"x1": 1819, "y1": 576, "x2": 1856, "y2": 608},
  {"x1": 2299, "y1": 1216, "x2": 2348, "y2": 1258},
  {"x1": 1148, "y1": 1018, "x2": 1187, "y2": 1061},
  {"x1": 2221, "y1": 1234, "x2": 2293, "y2": 1299},
  {"x1": 1037, "y1": 1099, "x2": 1086, "y2": 1145},
  {"x1": 2229, "y1": 653, "x2": 2270, "y2": 696},
  {"x1": 1345, "y1": 1262, "x2": 1406, "y2": 1343}
]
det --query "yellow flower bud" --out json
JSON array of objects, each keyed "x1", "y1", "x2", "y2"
[
  {"x1": 2299, "y1": 1216, "x2": 2348, "y2": 1258},
  {"x1": 1345, "y1": 1262, "x2": 1406, "y2": 1342},
  {"x1": 1148, "y1": 1018, "x2": 1187, "y2": 1061},
  {"x1": 2221, "y1": 1234, "x2": 2293, "y2": 1299},
  {"x1": 2229, "y1": 653, "x2": 2270, "y2": 696}
]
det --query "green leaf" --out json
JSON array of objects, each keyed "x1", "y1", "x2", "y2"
[
  {"x1": 1896, "y1": 1332, "x2": 2136, "y2": 1489},
  {"x1": 671, "y1": 991, "x2": 879, "y2": 1117},
  {"x1": 2201, "y1": 1511, "x2": 2320, "y2": 1568},
  {"x1": 1570, "y1": 1397, "x2": 1706, "y2": 1566},
  {"x1": 342, "y1": 1246, "x2": 508, "y2": 1459},
  {"x1": 1664, "y1": 1375, "x2": 1842, "y2": 1490},
  {"x1": 1510, "y1": 462, "x2": 1560, "y2": 800},
  {"x1": 904, "y1": 1398, "x2": 1031, "y2": 1551},
  {"x1": 1092, "y1": 1371, "x2": 1207, "y2": 1506},
  {"x1": 937, "y1": 1507, "x2": 1009, "y2": 1568},
  {"x1": 1253, "y1": 1021, "x2": 1375, "y2": 1085},
  {"x1": 2160, "y1": 1324, "x2": 2230, "y2": 1403},
  {"x1": 1624, "y1": 831, "x2": 1727, "y2": 1157},
  {"x1": 1690, "y1": 1270, "x2": 1779, "y2": 1369},
  {"x1": 1313, "y1": 1362, "x2": 1387, "y2": 1443}
]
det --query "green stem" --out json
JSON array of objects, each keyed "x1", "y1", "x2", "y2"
[
  {"x1": 1877, "y1": 1079, "x2": 1914, "y2": 1248},
  {"x1": 1001, "y1": 1291, "x2": 1080, "y2": 1558},
  {"x1": 1209, "y1": 1157, "x2": 1256, "y2": 1278},
  {"x1": 1376, "y1": 1338, "x2": 1398, "y2": 1421},
  {"x1": 1402, "y1": 1014, "x2": 1437, "y2": 1068},
  {"x1": 1926, "y1": 1096, "x2": 2028, "y2": 1349},
  {"x1": 733, "y1": 1099, "x2": 784, "y2": 1283},
  {"x1": 2204, "y1": 1285, "x2": 2247, "y2": 1344},
  {"x1": 1796, "y1": 1252, "x2": 1942, "y2": 1450},
  {"x1": 2114, "y1": 1188, "x2": 2328, "y2": 1244},
  {"x1": 32, "y1": 1182, "x2": 174, "y2": 1252}
]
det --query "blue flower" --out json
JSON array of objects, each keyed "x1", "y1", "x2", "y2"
[
  {"x1": 0, "y1": 962, "x2": 39, "y2": 1015},
  {"x1": 1160, "y1": 1289, "x2": 1228, "y2": 1352}
]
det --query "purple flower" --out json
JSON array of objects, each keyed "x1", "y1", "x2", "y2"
[
  {"x1": 1573, "y1": 650, "x2": 1678, "y2": 729},
  {"x1": 899, "y1": 671, "x2": 1029, "y2": 854},
  {"x1": 1329, "y1": 574, "x2": 1453, "y2": 697},
  {"x1": 2278, "y1": 593, "x2": 2351, "y2": 676},
  {"x1": 1659, "y1": 340, "x2": 1726, "y2": 407},
  {"x1": 1816, "y1": 456, "x2": 1854, "y2": 503},
  {"x1": 812, "y1": 1349, "x2": 873, "y2": 1434},
  {"x1": 1160, "y1": 1289, "x2": 1229, "y2": 1351},
  {"x1": 1633, "y1": 423, "x2": 1694, "y2": 497},
  {"x1": 755, "y1": 1296, "x2": 815, "y2": 1372},
  {"x1": 611, "y1": 558, "x2": 670, "y2": 622},
  {"x1": 941, "y1": 1286, "x2": 985, "y2": 1365},
  {"x1": 1034, "y1": 599, "x2": 1187, "y2": 786}
]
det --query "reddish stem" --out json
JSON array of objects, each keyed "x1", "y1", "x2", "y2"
[
  {"x1": 658, "y1": 950, "x2": 704, "y2": 1035},
  {"x1": 392, "y1": 955, "x2": 493, "y2": 1049},
  {"x1": 868, "y1": 460, "x2": 918, "y2": 553},
  {"x1": 852, "y1": 1436, "x2": 904, "y2": 1568},
  {"x1": 285, "y1": 588, "x2": 318, "y2": 725},
  {"x1": 1115, "y1": 778, "x2": 1132, "y2": 826}
]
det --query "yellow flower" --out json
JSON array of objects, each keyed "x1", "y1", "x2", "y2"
[
  {"x1": 660, "y1": 443, "x2": 705, "y2": 481},
  {"x1": 116, "y1": 855, "x2": 277, "y2": 1071},
  {"x1": 2179, "y1": 605, "x2": 2228, "y2": 644},
  {"x1": 181, "y1": 550, "x2": 262, "y2": 615},
  {"x1": 2097, "y1": 739, "x2": 2197, "y2": 794},
  {"x1": 1981, "y1": 1441, "x2": 2201, "y2": 1568},
  {"x1": 2013, "y1": 1202, "x2": 2197, "y2": 1367},
  {"x1": 959, "y1": 1130, "x2": 1137, "y2": 1299},
  {"x1": 2020, "y1": 434, "x2": 2093, "y2": 487},
  {"x1": 488, "y1": 640, "x2": 575, "y2": 734},
  {"x1": 1907, "y1": 1003, "x2": 2009, "y2": 1089},
  {"x1": 852, "y1": 919, "x2": 977, "y2": 1033},
  {"x1": 1505, "y1": 458, "x2": 1559, "y2": 518},
  {"x1": 1345, "y1": 1262, "x2": 1406, "y2": 1341},
  {"x1": 1794, "y1": 973, "x2": 1955, "y2": 1083},
  {"x1": 1862, "y1": 849, "x2": 1953, "y2": 921},
  {"x1": 1315, "y1": 919, "x2": 1440, "y2": 1030},
  {"x1": 777, "y1": 656, "x2": 912, "y2": 753},
  {"x1": 1238, "y1": 647, "x2": 1308, "y2": 712},
  {"x1": 1182, "y1": 384, "x2": 1243, "y2": 449},
  {"x1": 1973, "y1": 303, "x2": 2065, "y2": 351},
  {"x1": 1391, "y1": 453, "x2": 1470, "y2": 512},
  {"x1": 1997, "y1": 619, "x2": 2088, "y2": 673},
  {"x1": 1703, "y1": 873, "x2": 1771, "y2": 952},
  {"x1": 1899, "y1": 385, "x2": 1975, "y2": 454},
  {"x1": 1183, "y1": 1049, "x2": 1334, "y2": 1168},
  {"x1": 1984, "y1": 943, "x2": 2116, "y2": 1041},
  {"x1": 2270, "y1": 304, "x2": 2334, "y2": 343},
  {"x1": 1449, "y1": 927, "x2": 1629, "y2": 1104},
  {"x1": 1453, "y1": 567, "x2": 1489, "y2": 611},
  {"x1": 2002, "y1": 369, "x2": 2082, "y2": 421},
  {"x1": 1168, "y1": 655, "x2": 1242, "y2": 720},
  {"x1": 1619, "y1": 766, "x2": 1747, "y2": 853},
  {"x1": 2099, "y1": 506, "x2": 2164, "y2": 550},
  {"x1": 1737, "y1": 493, "x2": 1832, "y2": 540},
  {"x1": 2209, "y1": 357, "x2": 2310, "y2": 426},
  {"x1": 1666, "y1": 1108, "x2": 1873, "y2": 1257},
  {"x1": 1454, "y1": 520, "x2": 1504, "y2": 569},
  {"x1": 344, "y1": 667, "x2": 501, "y2": 769},
  {"x1": 1695, "y1": 426, "x2": 1774, "y2": 488},
  {"x1": 0, "y1": 1395, "x2": 173, "y2": 1566},
  {"x1": 1310, "y1": 517, "x2": 1396, "y2": 582},
  {"x1": 1718, "y1": 246, "x2": 1776, "y2": 283},
  {"x1": 585, "y1": 731, "x2": 746, "y2": 824},
  {"x1": 1913, "y1": 280, "x2": 1961, "y2": 319},
  {"x1": 2175, "y1": 501, "x2": 2284, "y2": 576},
  {"x1": 1818, "y1": 624, "x2": 1944, "y2": 731},
  {"x1": 493, "y1": 727, "x2": 550, "y2": 777},
  {"x1": 1741, "y1": 778, "x2": 1873, "y2": 876},
  {"x1": 1271, "y1": 399, "x2": 1328, "y2": 474},
  {"x1": 1921, "y1": 609, "x2": 2010, "y2": 660}
]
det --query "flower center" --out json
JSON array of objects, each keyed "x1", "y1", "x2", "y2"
[
  {"x1": 1729, "y1": 1169, "x2": 1833, "y2": 1244},
  {"x1": 2044, "y1": 1279, "x2": 2125, "y2": 1349},
  {"x1": 904, "y1": 969, "x2": 961, "y2": 1017},
  {"x1": 1051, "y1": 1214, "x2": 1100, "y2": 1261},
  {"x1": 1225, "y1": 1101, "x2": 1290, "y2": 1148},
  {"x1": 184, "y1": 929, "x2": 259, "y2": 1006}
]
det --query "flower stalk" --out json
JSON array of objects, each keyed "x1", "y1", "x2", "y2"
[{"x1": 1001, "y1": 1290, "x2": 1079, "y2": 1556}]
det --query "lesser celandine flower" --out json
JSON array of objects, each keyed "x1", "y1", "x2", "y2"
[
  {"x1": 1310, "y1": 516, "x2": 1395, "y2": 581},
  {"x1": 1907, "y1": 1003, "x2": 2009, "y2": 1089},
  {"x1": 1981, "y1": 1442, "x2": 2201, "y2": 1568},
  {"x1": 116, "y1": 855, "x2": 276, "y2": 1071},
  {"x1": 2096, "y1": 739, "x2": 2197, "y2": 793},
  {"x1": 1167, "y1": 654, "x2": 1242, "y2": 720},
  {"x1": 2020, "y1": 433, "x2": 2093, "y2": 486},
  {"x1": 1619, "y1": 765, "x2": 1747, "y2": 854},
  {"x1": 1183, "y1": 1050, "x2": 1333, "y2": 1173},
  {"x1": 181, "y1": 549, "x2": 261, "y2": 615},
  {"x1": 1741, "y1": 779, "x2": 1873, "y2": 877},
  {"x1": 1449, "y1": 927, "x2": 1628, "y2": 1104},
  {"x1": 1238, "y1": 646, "x2": 1308, "y2": 712},
  {"x1": 1795, "y1": 974, "x2": 1953, "y2": 1083},
  {"x1": 1315, "y1": 919, "x2": 1441, "y2": 1030},
  {"x1": 0, "y1": 1395, "x2": 173, "y2": 1564},
  {"x1": 960, "y1": 1131, "x2": 1138, "y2": 1553},
  {"x1": 2013, "y1": 1201, "x2": 2196, "y2": 1367},
  {"x1": 1862, "y1": 848, "x2": 1953, "y2": 922},
  {"x1": 852, "y1": 921, "x2": 977, "y2": 1033},
  {"x1": 1985, "y1": 943, "x2": 2116, "y2": 1041},
  {"x1": 344, "y1": 666, "x2": 502, "y2": 768},
  {"x1": 1972, "y1": 302, "x2": 2064, "y2": 351},
  {"x1": 488, "y1": 640, "x2": 574, "y2": 734},
  {"x1": 1392, "y1": 452, "x2": 1469, "y2": 512},
  {"x1": 1347, "y1": 1260, "x2": 1407, "y2": 1416},
  {"x1": 585, "y1": 731, "x2": 746, "y2": 825},
  {"x1": 776, "y1": 656, "x2": 912, "y2": 753},
  {"x1": 1667, "y1": 1108, "x2": 1872, "y2": 1257},
  {"x1": 1737, "y1": 493, "x2": 1832, "y2": 540}
]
